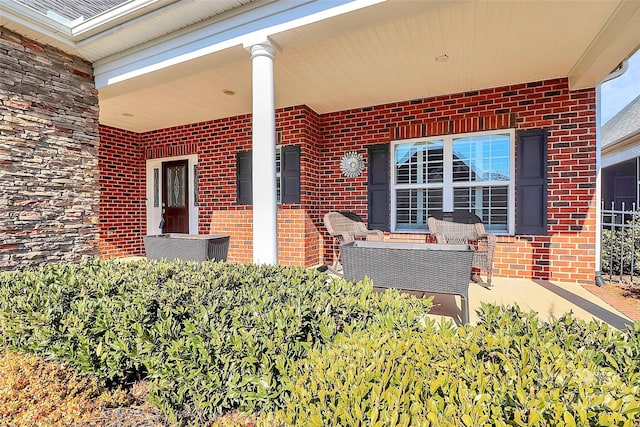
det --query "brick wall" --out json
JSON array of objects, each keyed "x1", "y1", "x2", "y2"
[
  {"x1": 279, "y1": 106, "x2": 324, "y2": 266},
  {"x1": 98, "y1": 126, "x2": 145, "y2": 258},
  {"x1": 319, "y1": 79, "x2": 596, "y2": 284},
  {"x1": 208, "y1": 208, "x2": 323, "y2": 265},
  {"x1": 98, "y1": 78, "x2": 596, "y2": 283},
  {"x1": 135, "y1": 107, "x2": 323, "y2": 265},
  {"x1": 0, "y1": 28, "x2": 100, "y2": 270}
]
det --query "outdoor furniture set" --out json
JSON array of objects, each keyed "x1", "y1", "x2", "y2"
[
  {"x1": 323, "y1": 211, "x2": 384, "y2": 271},
  {"x1": 324, "y1": 211, "x2": 497, "y2": 323},
  {"x1": 142, "y1": 211, "x2": 494, "y2": 322}
]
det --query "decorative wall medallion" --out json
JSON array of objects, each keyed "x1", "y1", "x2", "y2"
[{"x1": 340, "y1": 151, "x2": 364, "y2": 177}]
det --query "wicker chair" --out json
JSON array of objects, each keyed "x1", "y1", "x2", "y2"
[
  {"x1": 323, "y1": 211, "x2": 384, "y2": 270},
  {"x1": 427, "y1": 211, "x2": 496, "y2": 286}
]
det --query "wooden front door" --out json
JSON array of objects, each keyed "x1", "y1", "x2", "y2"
[{"x1": 162, "y1": 160, "x2": 189, "y2": 233}]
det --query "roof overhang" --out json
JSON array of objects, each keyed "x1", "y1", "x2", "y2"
[
  {"x1": 2, "y1": 0, "x2": 640, "y2": 132},
  {"x1": 602, "y1": 128, "x2": 640, "y2": 167}
]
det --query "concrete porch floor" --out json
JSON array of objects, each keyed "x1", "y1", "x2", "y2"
[{"x1": 420, "y1": 278, "x2": 635, "y2": 330}]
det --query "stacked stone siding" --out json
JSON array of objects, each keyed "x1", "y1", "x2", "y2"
[{"x1": 0, "y1": 28, "x2": 100, "y2": 270}]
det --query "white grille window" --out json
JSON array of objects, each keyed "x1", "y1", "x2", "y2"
[{"x1": 391, "y1": 130, "x2": 515, "y2": 234}]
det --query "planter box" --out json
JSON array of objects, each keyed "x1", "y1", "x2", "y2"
[
  {"x1": 143, "y1": 234, "x2": 230, "y2": 262},
  {"x1": 341, "y1": 241, "x2": 474, "y2": 323}
]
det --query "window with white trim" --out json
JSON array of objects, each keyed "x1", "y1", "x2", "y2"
[{"x1": 391, "y1": 129, "x2": 515, "y2": 234}]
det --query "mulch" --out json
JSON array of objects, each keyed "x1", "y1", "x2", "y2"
[
  {"x1": 585, "y1": 281, "x2": 640, "y2": 322},
  {"x1": 81, "y1": 405, "x2": 168, "y2": 427}
]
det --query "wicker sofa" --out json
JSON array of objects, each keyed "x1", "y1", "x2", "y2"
[
  {"x1": 143, "y1": 234, "x2": 230, "y2": 262},
  {"x1": 341, "y1": 241, "x2": 475, "y2": 323}
]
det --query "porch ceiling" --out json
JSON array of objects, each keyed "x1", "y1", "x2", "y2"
[{"x1": 3, "y1": 0, "x2": 640, "y2": 133}]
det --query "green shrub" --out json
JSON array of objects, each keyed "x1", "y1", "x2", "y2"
[
  {"x1": 275, "y1": 304, "x2": 640, "y2": 426},
  {"x1": 601, "y1": 212, "x2": 640, "y2": 276},
  {"x1": 0, "y1": 260, "x2": 175, "y2": 382},
  {"x1": 0, "y1": 259, "x2": 433, "y2": 425}
]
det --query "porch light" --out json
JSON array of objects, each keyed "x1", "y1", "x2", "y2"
[{"x1": 435, "y1": 54, "x2": 449, "y2": 63}]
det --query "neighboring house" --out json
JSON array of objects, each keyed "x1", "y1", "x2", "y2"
[
  {"x1": 602, "y1": 94, "x2": 640, "y2": 211},
  {"x1": 2, "y1": 0, "x2": 640, "y2": 285}
]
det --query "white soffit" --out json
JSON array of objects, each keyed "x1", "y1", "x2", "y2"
[
  {"x1": 569, "y1": 0, "x2": 640, "y2": 89},
  {"x1": 98, "y1": 0, "x2": 640, "y2": 132},
  {"x1": 92, "y1": 0, "x2": 384, "y2": 88},
  {"x1": 0, "y1": 0, "x2": 256, "y2": 60},
  {"x1": 4, "y1": 0, "x2": 640, "y2": 132}
]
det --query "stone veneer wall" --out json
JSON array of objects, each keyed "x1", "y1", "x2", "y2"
[{"x1": 0, "y1": 28, "x2": 100, "y2": 270}]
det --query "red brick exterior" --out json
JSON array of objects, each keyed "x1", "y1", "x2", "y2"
[
  {"x1": 98, "y1": 77, "x2": 596, "y2": 284},
  {"x1": 98, "y1": 126, "x2": 146, "y2": 258},
  {"x1": 319, "y1": 79, "x2": 596, "y2": 284}
]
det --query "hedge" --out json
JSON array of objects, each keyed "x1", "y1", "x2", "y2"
[
  {"x1": 3, "y1": 260, "x2": 638, "y2": 426},
  {"x1": 0, "y1": 259, "x2": 433, "y2": 425},
  {"x1": 274, "y1": 304, "x2": 640, "y2": 426}
]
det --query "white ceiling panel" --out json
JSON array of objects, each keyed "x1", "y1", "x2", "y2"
[{"x1": 5, "y1": 0, "x2": 640, "y2": 132}]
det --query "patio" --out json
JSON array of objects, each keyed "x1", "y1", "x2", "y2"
[{"x1": 421, "y1": 278, "x2": 636, "y2": 330}]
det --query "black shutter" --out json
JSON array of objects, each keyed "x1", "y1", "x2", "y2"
[
  {"x1": 281, "y1": 145, "x2": 301, "y2": 203},
  {"x1": 516, "y1": 129, "x2": 548, "y2": 235},
  {"x1": 236, "y1": 150, "x2": 252, "y2": 205},
  {"x1": 367, "y1": 144, "x2": 390, "y2": 230}
]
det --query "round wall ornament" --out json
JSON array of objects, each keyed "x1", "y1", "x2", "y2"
[{"x1": 340, "y1": 151, "x2": 364, "y2": 177}]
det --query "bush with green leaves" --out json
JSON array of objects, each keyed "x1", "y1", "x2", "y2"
[
  {"x1": 601, "y1": 211, "x2": 640, "y2": 276},
  {"x1": 274, "y1": 304, "x2": 640, "y2": 426},
  {"x1": 0, "y1": 259, "x2": 432, "y2": 425}
]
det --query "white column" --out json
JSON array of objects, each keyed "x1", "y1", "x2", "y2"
[
  {"x1": 248, "y1": 41, "x2": 278, "y2": 264},
  {"x1": 595, "y1": 83, "x2": 603, "y2": 285},
  {"x1": 595, "y1": 60, "x2": 628, "y2": 286}
]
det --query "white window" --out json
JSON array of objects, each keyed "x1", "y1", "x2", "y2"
[{"x1": 391, "y1": 129, "x2": 515, "y2": 234}]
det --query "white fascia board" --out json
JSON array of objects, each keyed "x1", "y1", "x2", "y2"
[
  {"x1": 93, "y1": 0, "x2": 384, "y2": 88},
  {"x1": 70, "y1": 0, "x2": 164, "y2": 37},
  {"x1": 602, "y1": 146, "x2": 640, "y2": 168},
  {"x1": 0, "y1": 0, "x2": 165, "y2": 44},
  {"x1": 602, "y1": 131, "x2": 640, "y2": 168},
  {"x1": 0, "y1": 0, "x2": 73, "y2": 41}
]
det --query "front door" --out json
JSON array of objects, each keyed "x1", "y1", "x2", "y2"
[{"x1": 162, "y1": 160, "x2": 189, "y2": 233}]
